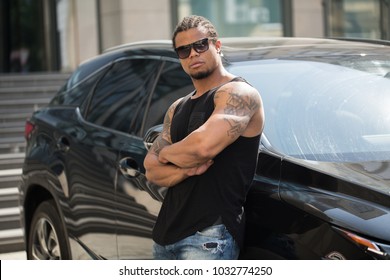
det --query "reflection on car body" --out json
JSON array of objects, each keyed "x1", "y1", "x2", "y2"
[{"x1": 19, "y1": 37, "x2": 390, "y2": 260}]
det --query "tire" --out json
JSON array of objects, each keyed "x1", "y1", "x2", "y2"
[{"x1": 27, "y1": 200, "x2": 70, "y2": 259}]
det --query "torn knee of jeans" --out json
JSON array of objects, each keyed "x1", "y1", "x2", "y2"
[
  {"x1": 204, "y1": 242, "x2": 218, "y2": 249},
  {"x1": 202, "y1": 242, "x2": 222, "y2": 253}
]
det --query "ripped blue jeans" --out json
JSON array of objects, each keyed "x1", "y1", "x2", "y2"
[{"x1": 153, "y1": 224, "x2": 239, "y2": 260}]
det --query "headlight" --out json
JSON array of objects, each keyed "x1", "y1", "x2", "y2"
[{"x1": 334, "y1": 227, "x2": 390, "y2": 260}]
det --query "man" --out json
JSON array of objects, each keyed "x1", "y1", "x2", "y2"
[{"x1": 144, "y1": 15, "x2": 264, "y2": 259}]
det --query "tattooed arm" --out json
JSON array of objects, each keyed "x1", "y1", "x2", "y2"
[
  {"x1": 158, "y1": 81, "x2": 264, "y2": 168},
  {"x1": 144, "y1": 99, "x2": 213, "y2": 188}
]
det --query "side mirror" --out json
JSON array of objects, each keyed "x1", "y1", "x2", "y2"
[{"x1": 143, "y1": 124, "x2": 163, "y2": 150}]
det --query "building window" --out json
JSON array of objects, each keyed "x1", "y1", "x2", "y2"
[
  {"x1": 381, "y1": 0, "x2": 390, "y2": 40},
  {"x1": 174, "y1": 0, "x2": 287, "y2": 37},
  {"x1": 325, "y1": 0, "x2": 389, "y2": 40},
  {"x1": 0, "y1": 0, "x2": 59, "y2": 73}
]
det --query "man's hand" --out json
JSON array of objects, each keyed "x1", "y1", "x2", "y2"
[{"x1": 184, "y1": 159, "x2": 214, "y2": 176}]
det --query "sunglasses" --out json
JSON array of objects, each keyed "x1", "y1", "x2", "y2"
[{"x1": 175, "y1": 38, "x2": 213, "y2": 59}]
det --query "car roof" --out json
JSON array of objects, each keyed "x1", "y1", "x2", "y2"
[
  {"x1": 105, "y1": 36, "x2": 390, "y2": 51},
  {"x1": 73, "y1": 37, "x2": 390, "y2": 88},
  {"x1": 102, "y1": 37, "x2": 390, "y2": 63}
]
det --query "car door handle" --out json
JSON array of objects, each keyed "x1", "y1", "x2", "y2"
[
  {"x1": 119, "y1": 157, "x2": 141, "y2": 178},
  {"x1": 56, "y1": 136, "x2": 70, "y2": 153}
]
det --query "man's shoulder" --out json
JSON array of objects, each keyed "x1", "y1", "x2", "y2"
[
  {"x1": 169, "y1": 92, "x2": 194, "y2": 113},
  {"x1": 217, "y1": 78, "x2": 259, "y2": 97}
]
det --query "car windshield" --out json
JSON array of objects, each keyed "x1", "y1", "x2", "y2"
[{"x1": 229, "y1": 57, "x2": 390, "y2": 162}]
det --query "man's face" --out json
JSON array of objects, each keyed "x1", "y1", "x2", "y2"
[{"x1": 174, "y1": 27, "x2": 221, "y2": 80}]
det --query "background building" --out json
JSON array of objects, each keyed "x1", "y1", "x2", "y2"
[
  {"x1": 0, "y1": 0, "x2": 389, "y2": 256},
  {"x1": 1, "y1": 0, "x2": 389, "y2": 73}
]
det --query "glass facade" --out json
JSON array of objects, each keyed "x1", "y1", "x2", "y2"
[
  {"x1": 175, "y1": 0, "x2": 285, "y2": 37},
  {"x1": 0, "y1": 0, "x2": 59, "y2": 73},
  {"x1": 1, "y1": 0, "x2": 389, "y2": 73},
  {"x1": 381, "y1": 0, "x2": 390, "y2": 40},
  {"x1": 325, "y1": 0, "x2": 390, "y2": 40}
]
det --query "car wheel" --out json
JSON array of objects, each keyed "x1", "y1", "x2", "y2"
[{"x1": 27, "y1": 200, "x2": 70, "y2": 259}]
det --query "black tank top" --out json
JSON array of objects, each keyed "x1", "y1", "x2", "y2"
[{"x1": 152, "y1": 77, "x2": 260, "y2": 248}]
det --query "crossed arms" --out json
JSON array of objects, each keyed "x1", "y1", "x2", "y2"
[{"x1": 143, "y1": 81, "x2": 264, "y2": 188}]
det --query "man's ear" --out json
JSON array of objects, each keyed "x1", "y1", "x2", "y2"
[{"x1": 215, "y1": 40, "x2": 222, "y2": 53}]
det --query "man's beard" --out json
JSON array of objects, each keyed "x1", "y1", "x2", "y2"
[{"x1": 190, "y1": 69, "x2": 212, "y2": 80}]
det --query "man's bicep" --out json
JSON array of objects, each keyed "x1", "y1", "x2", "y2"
[
  {"x1": 212, "y1": 86, "x2": 259, "y2": 138},
  {"x1": 201, "y1": 113, "x2": 248, "y2": 145},
  {"x1": 217, "y1": 84, "x2": 260, "y2": 118}
]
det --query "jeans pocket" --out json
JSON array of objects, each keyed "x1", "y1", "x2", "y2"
[{"x1": 196, "y1": 224, "x2": 226, "y2": 238}]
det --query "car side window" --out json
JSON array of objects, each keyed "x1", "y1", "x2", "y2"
[
  {"x1": 142, "y1": 61, "x2": 194, "y2": 133},
  {"x1": 51, "y1": 67, "x2": 108, "y2": 106},
  {"x1": 85, "y1": 58, "x2": 161, "y2": 135}
]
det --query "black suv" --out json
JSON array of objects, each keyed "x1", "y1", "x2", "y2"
[{"x1": 19, "y1": 38, "x2": 390, "y2": 259}]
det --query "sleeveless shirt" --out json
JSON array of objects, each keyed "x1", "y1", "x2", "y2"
[{"x1": 152, "y1": 77, "x2": 260, "y2": 249}]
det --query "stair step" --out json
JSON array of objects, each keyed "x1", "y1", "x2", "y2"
[
  {"x1": 0, "y1": 112, "x2": 31, "y2": 120},
  {"x1": 1, "y1": 143, "x2": 25, "y2": 152},
  {"x1": 0, "y1": 228, "x2": 25, "y2": 254},
  {"x1": 0, "y1": 85, "x2": 61, "y2": 94},
  {"x1": 0, "y1": 132, "x2": 24, "y2": 141},
  {"x1": 0, "y1": 200, "x2": 19, "y2": 209},
  {"x1": 0, "y1": 108, "x2": 41, "y2": 116},
  {"x1": 0, "y1": 98, "x2": 51, "y2": 106},
  {"x1": 0, "y1": 153, "x2": 25, "y2": 160},
  {"x1": 0, "y1": 170, "x2": 22, "y2": 190},
  {"x1": 0, "y1": 136, "x2": 24, "y2": 143},
  {"x1": 0, "y1": 176, "x2": 22, "y2": 189},
  {"x1": 0, "y1": 207, "x2": 21, "y2": 231},
  {"x1": 0, "y1": 121, "x2": 26, "y2": 129},
  {"x1": 0, "y1": 159, "x2": 24, "y2": 170},
  {"x1": 0, "y1": 72, "x2": 70, "y2": 88},
  {"x1": 0, "y1": 169, "x2": 22, "y2": 176},
  {"x1": 0, "y1": 72, "x2": 69, "y2": 255}
]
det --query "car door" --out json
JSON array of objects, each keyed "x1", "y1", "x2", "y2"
[
  {"x1": 69, "y1": 57, "x2": 162, "y2": 259},
  {"x1": 116, "y1": 58, "x2": 194, "y2": 259}
]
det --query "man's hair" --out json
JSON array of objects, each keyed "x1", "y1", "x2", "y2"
[{"x1": 172, "y1": 15, "x2": 218, "y2": 48}]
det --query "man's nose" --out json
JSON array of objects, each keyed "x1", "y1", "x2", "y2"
[{"x1": 188, "y1": 46, "x2": 200, "y2": 58}]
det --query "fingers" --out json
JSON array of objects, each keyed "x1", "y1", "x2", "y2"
[{"x1": 194, "y1": 160, "x2": 214, "y2": 175}]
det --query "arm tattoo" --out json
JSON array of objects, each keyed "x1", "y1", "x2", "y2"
[
  {"x1": 150, "y1": 136, "x2": 170, "y2": 155},
  {"x1": 225, "y1": 92, "x2": 259, "y2": 116},
  {"x1": 218, "y1": 88, "x2": 260, "y2": 138},
  {"x1": 225, "y1": 118, "x2": 248, "y2": 137},
  {"x1": 150, "y1": 102, "x2": 176, "y2": 155},
  {"x1": 161, "y1": 106, "x2": 174, "y2": 142}
]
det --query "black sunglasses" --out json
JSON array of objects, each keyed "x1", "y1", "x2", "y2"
[{"x1": 175, "y1": 38, "x2": 213, "y2": 59}]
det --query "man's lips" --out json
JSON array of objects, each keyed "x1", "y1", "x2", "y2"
[{"x1": 190, "y1": 61, "x2": 204, "y2": 68}]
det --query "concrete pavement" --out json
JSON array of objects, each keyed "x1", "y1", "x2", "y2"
[{"x1": 0, "y1": 250, "x2": 26, "y2": 260}]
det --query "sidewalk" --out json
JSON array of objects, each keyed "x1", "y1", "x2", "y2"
[{"x1": 0, "y1": 251, "x2": 26, "y2": 260}]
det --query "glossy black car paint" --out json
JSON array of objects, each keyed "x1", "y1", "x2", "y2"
[
  {"x1": 243, "y1": 152, "x2": 390, "y2": 259},
  {"x1": 19, "y1": 38, "x2": 390, "y2": 259}
]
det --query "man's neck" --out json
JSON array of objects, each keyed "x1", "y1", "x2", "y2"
[{"x1": 192, "y1": 68, "x2": 235, "y2": 97}]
